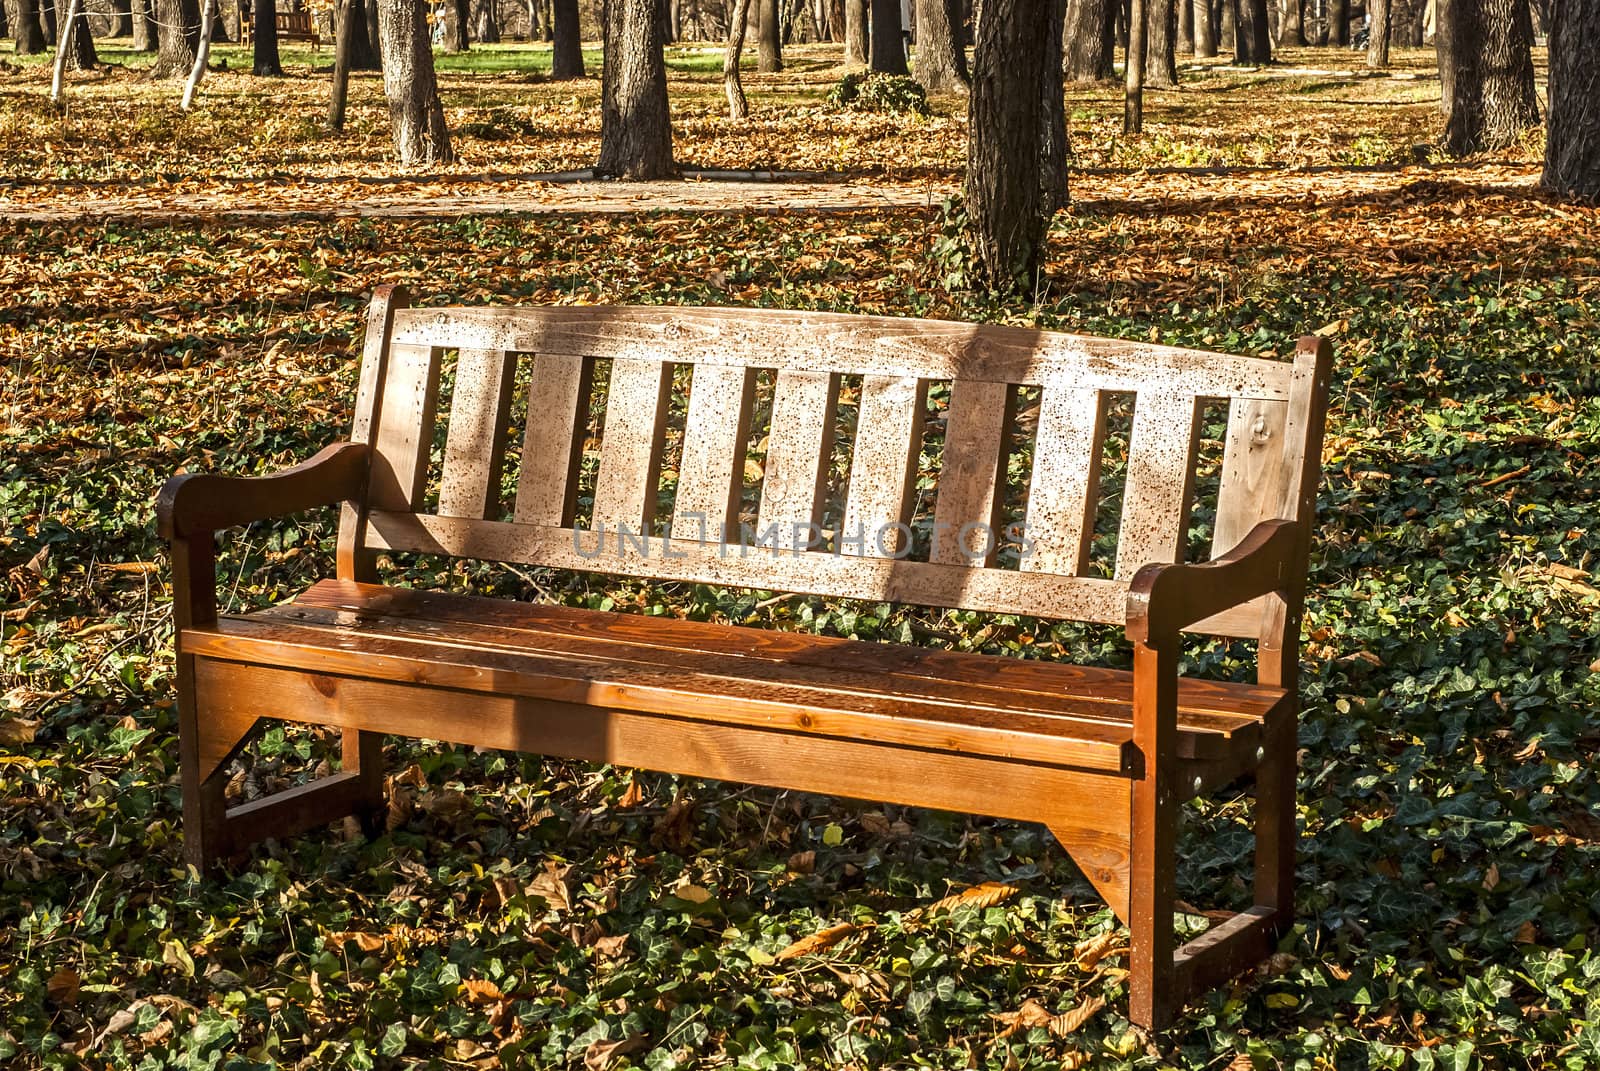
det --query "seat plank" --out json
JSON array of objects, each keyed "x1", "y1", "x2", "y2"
[
  {"x1": 1114, "y1": 391, "x2": 1203, "y2": 580},
  {"x1": 841, "y1": 375, "x2": 926, "y2": 557},
  {"x1": 438, "y1": 348, "x2": 517, "y2": 520},
  {"x1": 756, "y1": 370, "x2": 839, "y2": 551},
  {"x1": 672, "y1": 364, "x2": 755, "y2": 542},
  {"x1": 1021, "y1": 387, "x2": 1108, "y2": 576},
  {"x1": 591, "y1": 358, "x2": 673, "y2": 531},
  {"x1": 931, "y1": 380, "x2": 1012, "y2": 566},
  {"x1": 513, "y1": 353, "x2": 592, "y2": 527}
]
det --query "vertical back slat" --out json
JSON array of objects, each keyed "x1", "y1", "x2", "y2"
[
  {"x1": 932, "y1": 380, "x2": 1013, "y2": 567},
  {"x1": 840, "y1": 375, "x2": 926, "y2": 557},
  {"x1": 367, "y1": 342, "x2": 441, "y2": 512},
  {"x1": 437, "y1": 348, "x2": 517, "y2": 520},
  {"x1": 590, "y1": 358, "x2": 673, "y2": 531},
  {"x1": 1113, "y1": 392, "x2": 1203, "y2": 580},
  {"x1": 1211, "y1": 397, "x2": 1291, "y2": 558},
  {"x1": 672, "y1": 364, "x2": 755, "y2": 543},
  {"x1": 339, "y1": 284, "x2": 405, "y2": 581},
  {"x1": 1020, "y1": 387, "x2": 1108, "y2": 575},
  {"x1": 513, "y1": 353, "x2": 593, "y2": 527},
  {"x1": 756, "y1": 369, "x2": 840, "y2": 551}
]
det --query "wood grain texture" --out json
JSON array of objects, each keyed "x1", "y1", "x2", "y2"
[
  {"x1": 513, "y1": 353, "x2": 593, "y2": 527},
  {"x1": 339, "y1": 285, "x2": 405, "y2": 581},
  {"x1": 1021, "y1": 387, "x2": 1108, "y2": 576},
  {"x1": 367, "y1": 342, "x2": 441, "y2": 512},
  {"x1": 1211, "y1": 397, "x2": 1290, "y2": 558},
  {"x1": 387, "y1": 305, "x2": 1298, "y2": 399},
  {"x1": 437, "y1": 348, "x2": 517, "y2": 520},
  {"x1": 1114, "y1": 391, "x2": 1203, "y2": 581},
  {"x1": 756, "y1": 370, "x2": 839, "y2": 551},
  {"x1": 931, "y1": 380, "x2": 1013, "y2": 566},
  {"x1": 840, "y1": 375, "x2": 926, "y2": 556},
  {"x1": 591, "y1": 358, "x2": 673, "y2": 531},
  {"x1": 672, "y1": 363, "x2": 755, "y2": 542}
]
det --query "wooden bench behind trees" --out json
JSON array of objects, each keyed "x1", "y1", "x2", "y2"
[
  {"x1": 157, "y1": 288, "x2": 1332, "y2": 1029},
  {"x1": 240, "y1": 8, "x2": 321, "y2": 48}
]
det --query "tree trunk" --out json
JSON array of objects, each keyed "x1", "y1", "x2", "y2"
[
  {"x1": 1367, "y1": 0, "x2": 1390, "y2": 64},
  {"x1": 598, "y1": 0, "x2": 674, "y2": 176},
  {"x1": 1144, "y1": 0, "x2": 1175, "y2": 86},
  {"x1": 110, "y1": 0, "x2": 133, "y2": 37},
  {"x1": 366, "y1": 0, "x2": 382, "y2": 60},
  {"x1": 253, "y1": 0, "x2": 281, "y2": 73},
  {"x1": 443, "y1": 0, "x2": 469, "y2": 48},
  {"x1": 331, "y1": 0, "x2": 355, "y2": 123},
  {"x1": 68, "y1": 0, "x2": 97, "y2": 70},
  {"x1": 915, "y1": 0, "x2": 966, "y2": 91},
  {"x1": 757, "y1": 0, "x2": 780, "y2": 68},
  {"x1": 843, "y1": 0, "x2": 866, "y2": 62},
  {"x1": 1542, "y1": 0, "x2": 1600, "y2": 198},
  {"x1": 1125, "y1": 0, "x2": 1145, "y2": 131},
  {"x1": 1442, "y1": 0, "x2": 1538, "y2": 155},
  {"x1": 1039, "y1": 0, "x2": 1068, "y2": 212},
  {"x1": 131, "y1": 0, "x2": 156, "y2": 49},
  {"x1": 1278, "y1": 0, "x2": 1303, "y2": 43},
  {"x1": 725, "y1": 0, "x2": 751, "y2": 115},
  {"x1": 378, "y1": 0, "x2": 454, "y2": 164},
  {"x1": 869, "y1": 0, "x2": 905, "y2": 70},
  {"x1": 1330, "y1": 0, "x2": 1347, "y2": 42},
  {"x1": 476, "y1": 0, "x2": 500, "y2": 40},
  {"x1": 180, "y1": 0, "x2": 213, "y2": 109},
  {"x1": 967, "y1": 0, "x2": 1057, "y2": 290},
  {"x1": 551, "y1": 0, "x2": 584, "y2": 75},
  {"x1": 1062, "y1": 0, "x2": 1113, "y2": 80},
  {"x1": 152, "y1": 0, "x2": 200, "y2": 75},
  {"x1": 346, "y1": 0, "x2": 380, "y2": 68},
  {"x1": 1234, "y1": 0, "x2": 1267, "y2": 60},
  {"x1": 1218, "y1": 0, "x2": 1234, "y2": 44},
  {"x1": 1177, "y1": 0, "x2": 1192, "y2": 50},
  {"x1": 1192, "y1": 0, "x2": 1214, "y2": 54},
  {"x1": 41, "y1": 0, "x2": 54, "y2": 40},
  {"x1": 1436, "y1": 0, "x2": 1454, "y2": 112}
]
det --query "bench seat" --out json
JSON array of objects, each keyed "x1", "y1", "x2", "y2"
[{"x1": 184, "y1": 579, "x2": 1288, "y2": 786}]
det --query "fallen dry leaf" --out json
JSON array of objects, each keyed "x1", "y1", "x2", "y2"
[{"x1": 775, "y1": 922, "x2": 861, "y2": 961}]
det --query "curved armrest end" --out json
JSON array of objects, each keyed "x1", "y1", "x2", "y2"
[
  {"x1": 156, "y1": 441, "x2": 371, "y2": 540},
  {"x1": 1126, "y1": 519, "x2": 1303, "y2": 645}
]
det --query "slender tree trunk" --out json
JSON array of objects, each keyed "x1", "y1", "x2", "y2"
[
  {"x1": 967, "y1": 0, "x2": 1057, "y2": 290},
  {"x1": 598, "y1": 0, "x2": 674, "y2": 176},
  {"x1": 41, "y1": 0, "x2": 55, "y2": 40},
  {"x1": 476, "y1": 0, "x2": 499, "y2": 39},
  {"x1": 1330, "y1": 0, "x2": 1347, "y2": 41},
  {"x1": 1192, "y1": 0, "x2": 1214, "y2": 54},
  {"x1": 152, "y1": 0, "x2": 200, "y2": 75},
  {"x1": 1436, "y1": 0, "x2": 1454, "y2": 112},
  {"x1": 50, "y1": 0, "x2": 84, "y2": 97},
  {"x1": 1218, "y1": 0, "x2": 1235, "y2": 44},
  {"x1": 1177, "y1": 0, "x2": 1192, "y2": 49},
  {"x1": 1125, "y1": 0, "x2": 1146, "y2": 131},
  {"x1": 1367, "y1": 0, "x2": 1390, "y2": 64},
  {"x1": 253, "y1": 0, "x2": 281, "y2": 73},
  {"x1": 915, "y1": 0, "x2": 966, "y2": 90},
  {"x1": 110, "y1": 0, "x2": 133, "y2": 37},
  {"x1": 1062, "y1": 0, "x2": 1114, "y2": 80},
  {"x1": 843, "y1": 0, "x2": 866, "y2": 62},
  {"x1": 131, "y1": 0, "x2": 156, "y2": 48},
  {"x1": 1541, "y1": 0, "x2": 1600, "y2": 198},
  {"x1": 443, "y1": 0, "x2": 469, "y2": 48},
  {"x1": 757, "y1": 0, "x2": 780, "y2": 67},
  {"x1": 551, "y1": 0, "x2": 584, "y2": 75},
  {"x1": 1278, "y1": 0, "x2": 1303, "y2": 41},
  {"x1": 366, "y1": 0, "x2": 383, "y2": 60},
  {"x1": 1442, "y1": 0, "x2": 1538, "y2": 155},
  {"x1": 347, "y1": 0, "x2": 380, "y2": 68},
  {"x1": 331, "y1": 0, "x2": 355, "y2": 123},
  {"x1": 378, "y1": 0, "x2": 454, "y2": 164},
  {"x1": 1144, "y1": 0, "x2": 1175, "y2": 86},
  {"x1": 180, "y1": 0, "x2": 213, "y2": 109},
  {"x1": 869, "y1": 0, "x2": 906, "y2": 70},
  {"x1": 1234, "y1": 0, "x2": 1267, "y2": 59},
  {"x1": 1039, "y1": 0, "x2": 1068, "y2": 211},
  {"x1": 0, "y1": 0, "x2": 7, "y2": 39},
  {"x1": 64, "y1": 0, "x2": 96, "y2": 67},
  {"x1": 725, "y1": 0, "x2": 751, "y2": 115}
]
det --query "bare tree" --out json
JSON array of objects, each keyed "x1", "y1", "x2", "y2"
[
  {"x1": 725, "y1": 0, "x2": 752, "y2": 116},
  {"x1": 758, "y1": 0, "x2": 780, "y2": 69},
  {"x1": 1192, "y1": 0, "x2": 1215, "y2": 55},
  {"x1": 1145, "y1": 0, "x2": 1176, "y2": 87},
  {"x1": 1063, "y1": 0, "x2": 1114, "y2": 80},
  {"x1": 443, "y1": 0, "x2": 470, "y2": 49},
  {"x1": 869, "y1": 0, "x2": 905, "y2": 71},
  {"x1": 1441, "y1": 0, "x2": 1538, "y2": 155},
  {"x1": 598, "y1": 0, "x2": 674, "y2": 177},
  {"x1": 253, "y1": 0, "x2": 282, "y2": 75},
  {"x1": 551, "y1": 0, "x2": 584, "y2": 76},
  {"x1": 1279, "y1": 0, "x2": 1304, "y2": 43},
  {"x1": 152, "y1": 0, "x2": 200, "y2": 76},
  {"x1": 378, "y1": 0, "x2": 454, "y2": 164},
  {"x1": 843, "y1": 0, "x2": 866, "y2": 63},
  {"x1": 131, "y1": 0, "x2": 157, "y2": 50},
  {"x1": 1039, "y1": 0, "x2": 1068, "y2": 211},
  {"x1": 915, "y1": 0, "x2": 967, "y2": 92},
  {"x1": 1367, "y1": 0, "x2": 1391, "y2": 65},
  {"x1": 1125, "y1": 0, "x2": 1146, "y2": 132},
  {"x1": 180, "y1": 0, "x2": 215, "y2": 109},
  {"x1": 1541, "y1": 0, "x2": 1600, "y2": 197},
  {"x1": 1234, "y1": 0, "x2": 1269, "y2": 62}
]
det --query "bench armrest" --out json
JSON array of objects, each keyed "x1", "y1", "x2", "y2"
[
  {"x1": 1124, "y1": 519, "x2": 1302, "y2": 646},
  {"x1": 156, "y1": 442, "x2": 371, "y2": 540}
]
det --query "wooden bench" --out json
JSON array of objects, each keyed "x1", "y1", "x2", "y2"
[
  {"x1": 157, "y1": 287, "x2": 1332, "y2": 1029},
  {"x1": 240, "y1": 8, "x2": 321, "y2": 48}
]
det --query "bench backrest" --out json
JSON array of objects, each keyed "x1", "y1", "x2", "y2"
[{"x1": 341, "y1": 288, "x2": 1331, "y2": 642}]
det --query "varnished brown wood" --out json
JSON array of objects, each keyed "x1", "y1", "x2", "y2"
[{"x1": 158, "y1": 296, "x2": 1335, "y2": 1031}]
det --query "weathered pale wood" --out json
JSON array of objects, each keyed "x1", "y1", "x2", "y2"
[
  {"x1": 388, "y1": 306, "x2": 1298, "y2": 400},
  {"x1": 437, "y1": 348, "x2": 517, "y2": 520},
  {"x1": 672, "y1": 364, "x2": 755, "y2": 542},
  {"x1": 931, "y1": 380, "x2": 1013, "y2": 566},
  {"x1": 1021, "y1": 387, "x2": 1109, "y2": 576},
  {"x1": 367, "y1": 342, "x2": 441, "y2": 512},
  {"x1": 1114, "y1": 392, "x2": 1203, "y2": 581},
  {"x1": 513, "y1": 353, "x2": 593, "y2": 527},
  {"x1": 193, "y1": 656, "x2": 1134, "y2": 914},
  {"x1": 1212, "y1": 397, "x2": 1290, "y2": 558},
  {"x1": 591, "y1": 358, "x2": 674, "y2": 531},
  {"x1": 841, "y1": 375, "x2": 926, "y2": 556},
  {"x1": 339, "y1": 284, "x2": 405, "y2": 581},
  {"x1": 755, "y1": 370, "x2": 839, "y2": 551}
]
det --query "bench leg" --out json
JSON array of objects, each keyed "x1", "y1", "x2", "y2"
[
  {"x1": 1252, "y1": 713, "x2": 1297, "y2": 929},
  {"x1": 1128, "y1": 762, "x2": 1177, "y2": 1030},
  {"x1": 341, "y1": 728, "x2": 387, "y2": 838}
]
